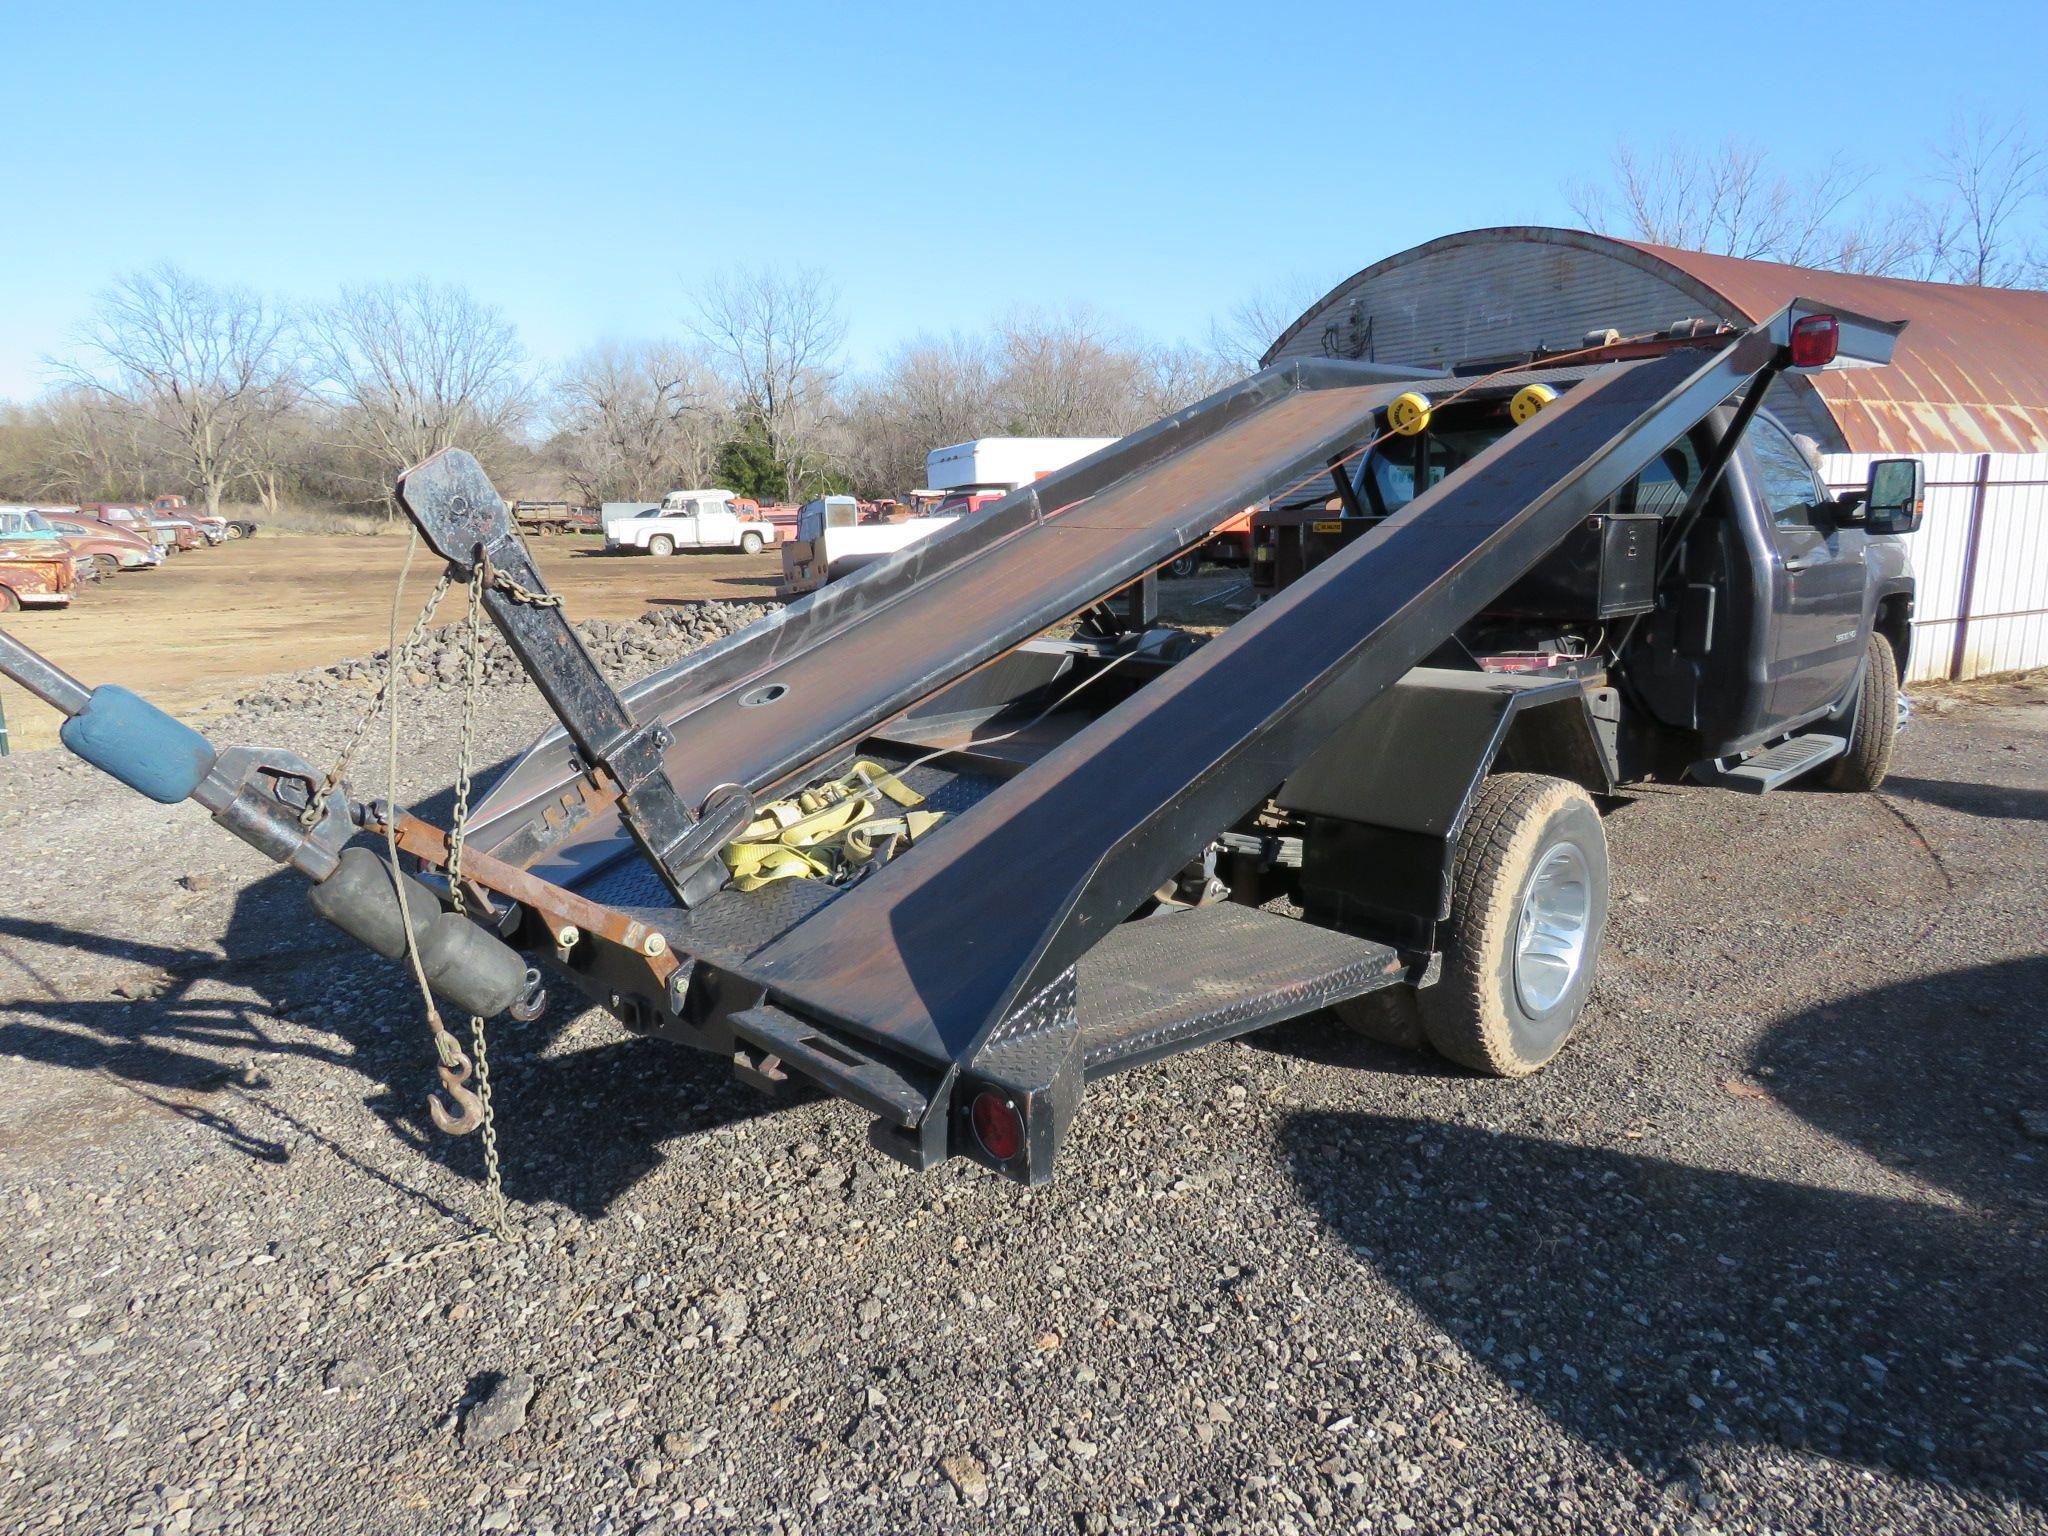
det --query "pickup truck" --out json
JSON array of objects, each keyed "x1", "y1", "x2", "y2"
[
  {"x1": 0, "y1": 536, "x2": 75, "y2": 610},
  {"x1": 1236, "y1": 352, "x2": 1917, "y2": 1069},
  {"x1": 604, "y1": 491, "x2": 775, "y2": 557}
]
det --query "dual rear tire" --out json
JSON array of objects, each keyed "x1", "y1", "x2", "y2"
[{"x1": 1337, "y1": 773, "x2": 1608, "y2": 1076}]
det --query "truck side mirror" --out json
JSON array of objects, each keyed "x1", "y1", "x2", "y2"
[{"x1": 1863, "y1": 458, "x2": 1924, "y2": 536}]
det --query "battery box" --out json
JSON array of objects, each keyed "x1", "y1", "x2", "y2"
[{"x1": 1490, "y1": 511, "x2": 1660, "y2": 620}]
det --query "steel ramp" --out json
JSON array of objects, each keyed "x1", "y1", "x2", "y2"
[
  {"x1": 749, "y1": 330, "x2": 1804, "y2": 1072},
  {"x1": 470, "y1": 361, "x2": 1437, "y2": 890}
]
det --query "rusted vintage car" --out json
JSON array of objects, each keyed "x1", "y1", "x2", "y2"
[
  {"x1": 0, "y1": 540, "x2": 75, "y2": 611},
  {"x1": 47, "y1": 514, "x2": 162, "y2": 578},
  {"x1": 82, "y1": 504, "x2": 184, "y2": 553}
]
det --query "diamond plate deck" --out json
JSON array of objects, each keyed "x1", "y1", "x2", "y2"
[{"x1": 1075, "y1": 904, "x2": 1403, "y2": 1076}]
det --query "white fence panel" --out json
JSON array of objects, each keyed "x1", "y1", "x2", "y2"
[{"x1": 1822, "y1": 452, "x2": 2048, "y2": 683}]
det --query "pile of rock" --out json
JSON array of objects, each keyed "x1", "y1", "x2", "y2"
[{"x1": 324, "y1": 600, "x2": 783, "y2": 694}]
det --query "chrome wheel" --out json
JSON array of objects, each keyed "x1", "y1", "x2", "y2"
[{"x1": 1513, "y1": 843, "x2": 1591, "y2": 1017}]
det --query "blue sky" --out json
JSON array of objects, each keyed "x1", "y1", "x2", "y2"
[{"x1": 4, "y1": 0, "x2": 2043, "y2": 401}]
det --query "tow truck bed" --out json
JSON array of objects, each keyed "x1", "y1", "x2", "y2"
[
  {"x1": 0, "y1": 298, "x2": 1904, "y2": 1188},
  {"x1": 427, "y1": 301, "x2": 1903, "y2": 1182}
]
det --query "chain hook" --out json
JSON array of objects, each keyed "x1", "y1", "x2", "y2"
[{"x1": 428, "y1": 1053, "x2": 486, "y2": 1136}]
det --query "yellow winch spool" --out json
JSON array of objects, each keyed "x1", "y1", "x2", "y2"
[
  {"x1": 1509, "y1": 383, "x2": 1558, "y2": 425},
  {"x1": 1385, "y1": 391, "x2": 1433, "y2": 437}
]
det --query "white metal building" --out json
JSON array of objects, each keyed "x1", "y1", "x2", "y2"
[{"x1": 1266, "y1": 229, "x2": 2048, "y2": 682}]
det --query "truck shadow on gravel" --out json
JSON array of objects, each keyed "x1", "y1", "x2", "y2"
[
  {"x1": 0, "y1": 867, "x2": 799, "y2": 1218},
  {"x1": 1282, "y1": 957, "x2": 2048, "y2": 1507}
]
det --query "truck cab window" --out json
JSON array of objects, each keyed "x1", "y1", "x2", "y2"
[
  {"x1": 1629, "y1": 438, "x2": 1702, "y2": 516},
  {"x1": 1747, "y1": 415, "x2": 1828, "y2": 558}
]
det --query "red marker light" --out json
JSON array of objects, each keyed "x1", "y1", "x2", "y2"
[
  {"x1": 970, "y1": 1090, "x2": 1024, "y2": 1162},
  {"x1": 1789, "y1": 314, "x2": 1839, "y2": 369}
]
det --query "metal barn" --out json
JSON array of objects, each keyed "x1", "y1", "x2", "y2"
[{"x1": 1265, "y1": 228, "x2": 2048, "y2": 682}]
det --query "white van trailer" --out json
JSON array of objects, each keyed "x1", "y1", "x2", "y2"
[{"x1": 924, "y1": 437, "x2": 1118, "y2": 496}]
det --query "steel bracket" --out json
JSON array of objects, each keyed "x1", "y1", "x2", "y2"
[{"x1": 393, "y1": 448, "x2": 750, "y2": 905}]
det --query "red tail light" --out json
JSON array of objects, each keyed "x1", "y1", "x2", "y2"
[
  {"x1": 1789, "y1": 314, "x2": 1839, "y2": 368},
  {"x1": 970, "y1": 1090, "x2": 1024, "y2": 1162}
]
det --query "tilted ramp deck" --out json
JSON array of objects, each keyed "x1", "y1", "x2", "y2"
[{"x1": 458, "y1": 306, "x2": 1891, "y2": 1175}]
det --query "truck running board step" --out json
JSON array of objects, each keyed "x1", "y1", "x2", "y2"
[
  {"x1": 1705, "y1": 733, "x2": 1846, "y2": 794},
  {"x1": 1076, "y1": 905, "x2": 1403, "y2": 1077}
]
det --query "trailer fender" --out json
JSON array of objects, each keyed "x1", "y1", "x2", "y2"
[{"x1": 1280, "y1": 668, "x2": 1616, "y2": 934}]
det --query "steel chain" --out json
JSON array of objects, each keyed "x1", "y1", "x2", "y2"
[
  {"x1": 447, "y1": 563, "x2": 513, "y2": 1242},
  {"x1": 299, "y1": 570, "x2": 453, "y2": 829},
  {"x1": 352, "y1": 549, "x2": 517, "y2": 1287}
]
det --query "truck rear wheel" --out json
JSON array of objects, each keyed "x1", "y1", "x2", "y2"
[
  {"x1": 1420, "y1": 773, "x2": 1607, "y2": 1076},
  {"x1": 1822, "y1": 633, "x2": 1899, "y2": 792},
  {"x1": 1163, "y1": 551, "x2": 1200, "y2": 580},
  {"x1": 648, "y1": 535, "x2": 675, "y2": 557},
  {"x1": 740, "y1": 531, "x2": 764, "y2": 556}
]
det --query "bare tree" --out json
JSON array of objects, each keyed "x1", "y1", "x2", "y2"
[
  {"x1": 1566, "y1": 139, "x2": 1875, "y2": 268},
  {"x1": 551, "y1": 341, "x2": 728, "y2": 505},
  {"x1": 692, "y1": 266, "x2": 846, "y2": 501},
  {"x1": 1140, "y1": 342, "x2": 1240, "y2": 419},
  {"x1": 231, "y1": 376, "x2": 312, "y2": 517},
  {"x1": 837, "y1": 332, "x2": 999, "y2": 498},
  {"x1": 310, "y1": 278, "x2": 531, "y2": 510},
  {"x1": 58, "y1": 264, "x2": 293, "y2": 516},
  {"x1": 1916, "y1": 114, "x2": 2047, "y2": 286},
  {"x1": 1209, "y1": 274, "x2": 1334, "y2": 370},
  {"x1": 992, "y1": 307, "x2": 1154, "y2": 436}
]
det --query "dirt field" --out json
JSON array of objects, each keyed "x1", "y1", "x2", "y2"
[{"x1": 0, "y1": 534, "x2": 781, "y2": 753}]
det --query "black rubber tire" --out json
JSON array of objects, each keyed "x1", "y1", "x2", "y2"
[
  {"x1": 1418, "y1": 773, "x2": 1609, "y2": 1077},
  {"x1": 1822, "y1": 633, "x2": 1899, "y2": 792},
  {"x1": 647, "y1": 535, "x2": 675, "y2": 557},
  {"x1": 740, "y1": 532, "x2": 764, "y2": 556},
  {"x1": 0, "y1": 586, "x2": 18, "y2": 613},
  {"x1": 1163, "y1": 552, "x2": 1200, "y2": 580},
  {"x1": 90, "y1": 554, "x2": 119, "y2": 579},
  {"x1": 1333, "y1": 986, "x2": 1426, "y2": 1051}
]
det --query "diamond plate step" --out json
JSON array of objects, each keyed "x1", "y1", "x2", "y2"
[{"x1": 1077, "y1": 904, "x2": 1403, "y2": 1077}]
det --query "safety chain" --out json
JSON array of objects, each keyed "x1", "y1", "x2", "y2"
[
  {"x1": 350, "y1": 545, "x2": 516, "y2": 1287},
  {"x1": 481, "y1": 548, "x2": 565, "y2": 609},
  {"x1": 445, "y1": 563, "x2": 511, "y2": 1241},
  {"x1": 299, "y1": 569, "x2": 453, "y2": 829}
]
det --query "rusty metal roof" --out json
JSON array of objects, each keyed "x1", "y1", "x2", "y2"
[
  {"x1": 1264, "y1": 228, "x2": 2048, "y2": 455},
  {"x1": 1620, "y1": 241, "x2": 2048, "y2": 454}
]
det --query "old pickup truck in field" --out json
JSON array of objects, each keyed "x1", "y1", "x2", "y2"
[
  {"x1": 604, "y1": 491, "x2": 775, "y2": 557},
  {"x1": 0, "y1": 537, "x2": 75, "y2": 611}
]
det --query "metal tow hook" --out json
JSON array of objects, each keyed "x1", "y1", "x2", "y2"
[
  {"x1": 508, "y1": 967, "x2": 547, "y2": 1024},
  {"x1": 426, "y1": 1030, "x2": 486, "y2": 1136}
]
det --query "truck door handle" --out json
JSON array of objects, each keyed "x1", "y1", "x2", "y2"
[{"x1": 1782, "y1": 554, "x2": 1823, "y2": 572}]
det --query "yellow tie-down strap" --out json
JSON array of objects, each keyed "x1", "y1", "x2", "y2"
[{"x1": 720, "y1": 760, "x2": 945, "y2": 891}]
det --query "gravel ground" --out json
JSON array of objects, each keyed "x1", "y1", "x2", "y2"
[{"x1": 0, "y1": 620, "x2": 2042, "y2": 1536}]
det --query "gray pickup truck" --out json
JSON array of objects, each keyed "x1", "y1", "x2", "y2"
[{"x1": 1248, "y1": 367, "x2": 1920, "y2": 1077}]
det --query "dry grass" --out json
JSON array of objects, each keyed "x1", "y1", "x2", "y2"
[{"x1": 225, "y1": 501, "x2": 403, "y2": 537}]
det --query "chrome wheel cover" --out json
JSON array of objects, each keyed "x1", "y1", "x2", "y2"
[{"x1": 1514, "y1": 842, "x2": 1592, "y2": 1016}]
